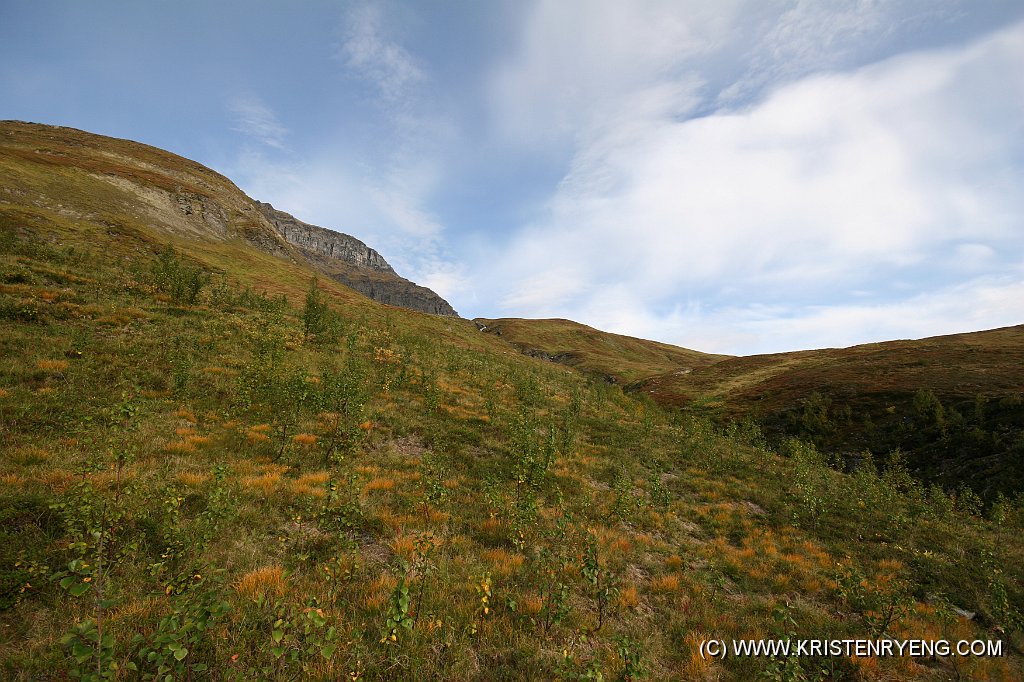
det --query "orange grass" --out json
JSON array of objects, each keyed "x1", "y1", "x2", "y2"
[
  {"x1": 482, "y1": 548, "x2": 525, "y2": 577},
  {"x1": 234, "y1": 566, "x2": 286, "y2": 600},
  {"x1": 177, "y1": 471, "x2": 211, "y2": 486},
  {"x1": 619, "y1": 585, "x2": 640, "y2": 609},
  {"x1": 174, "y1": 408, "x2": 196, "y2": 422},
  {"x1": 246, "y1": 431, "x2": 271, "y2": 444},
  {"x1": 650, "y1": 574, "x2": 681, "y2": 593},
  {"x1": 363, "y1": 477, "x2": 396, "y2": 493},
  {"x1": 241, "y1": 472, "x2": 281, "y2": 495}
]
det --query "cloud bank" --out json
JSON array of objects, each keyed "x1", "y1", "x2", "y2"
[{"x1": 474, "y1": 6, "x2": 1024, "y2": 354}]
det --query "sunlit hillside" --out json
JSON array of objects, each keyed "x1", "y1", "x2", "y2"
[
  {"x1": 474, "y1": 317, "x2": 729, "y2": 386},
  {"x1": 635, "y1": 327, "x2": 1024, "y2": 501},
  {"x1": 1, "y1": 122, "x2": 1022, "y2": 681}
]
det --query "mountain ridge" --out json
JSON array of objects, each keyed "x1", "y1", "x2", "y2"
[{"x1": 0, "y1": 120, "x2": 456, "y2": 317}]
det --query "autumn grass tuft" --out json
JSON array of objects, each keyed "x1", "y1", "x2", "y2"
[{"x1": 234, "y1": 566, "x2": 287, "y2": 600}]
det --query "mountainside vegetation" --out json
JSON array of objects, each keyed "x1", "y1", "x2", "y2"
[
  {"x1": 636, "y1": 329, "x2": 1024, "y2": 503},
  {"x1": 474, "y1": 317, "x2": 728, "y2": 385},
  {"x1": 2, "y1": 122, "x2": 1023, "y2": 680}
]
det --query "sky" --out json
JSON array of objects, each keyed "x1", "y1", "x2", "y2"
[{"x1": 2, "y1": 1, "x2": 1023, "y2": 356}]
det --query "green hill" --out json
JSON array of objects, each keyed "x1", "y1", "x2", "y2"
[
  {"x1": 474, "y1": 317, "x2": 728, "y2": 385},
  {"x1": 1, "y1": 122, "x2": 1022, "y2": 680},
  {"x1": 635, "y1": 327, "x2": 1024, "y2": 500}
]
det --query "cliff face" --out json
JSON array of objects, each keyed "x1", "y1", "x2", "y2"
[
  {"x1": 256, "y1": 202, "x2": 394, "y2": 273},
  {"x1": 256, "y1": 202, "x2": 459, "y2": 318}
]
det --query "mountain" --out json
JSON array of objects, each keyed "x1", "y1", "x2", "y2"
[
  {"x1": 474, "y1": 317, "x2": 729, "y2": 385},
  {"x1": 256, "y1": 202, "x2": 457, "y2": 317},
  {"x1": 2, "y1": 122, "x2": 1022, "y2": 680},
  {"x1": 0, "y1": 120, "x2": 455, "y2": 317}
]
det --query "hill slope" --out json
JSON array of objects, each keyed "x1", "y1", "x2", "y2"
[
  {"x1": 638, "y1": 326, "x2": 1024, "y2": 497},
  {"x1": 0, "y1": 120, "x2": 455, "y2": 317},
  {"x1": 474, "y1": 317, "x2": 729, "y2": 385},
  {"x1": 1, "y1": 122, "x2": 1022, "y2": 680}
]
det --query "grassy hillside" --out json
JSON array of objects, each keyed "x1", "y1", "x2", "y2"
[
  {"x1": 636, "y1": 328, "x2": 1024, "y2": 500},
  {"x1": 1, "y1": 122, "x2": 1023, "y2": 680},
  {"x1": 475, "y1": 317, "x2": 728, "y2": 385}
]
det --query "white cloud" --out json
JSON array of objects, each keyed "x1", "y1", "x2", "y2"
[
  {"x1": 572, "y1": 271, "x2": 1024, "y2": 356},
  {"x1": 227, "y1": 95, "x2": 289, "y2": 150},
  {"x1": 474, "y1": 17, "x2": 1024, "y2": 355},
  {"x1": 718, "y1": 0, "x2": 962, "y2": 105},
  {"x1": 337, "y1": 2, "x2": 425, "y2": 106},
  {"x1": 728, "y1": 273, "x2": 1024, "y2": 354},
  {"x1": 488, "y1": 0, "x2": 739, "y2": 148}
]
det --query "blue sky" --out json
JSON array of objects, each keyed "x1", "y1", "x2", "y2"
[{"x1": 3, "y1": 1, "x2": 1023, "y2": 355}]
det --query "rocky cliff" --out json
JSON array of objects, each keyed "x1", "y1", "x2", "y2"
[
  {"x1": 256, "y1": 202, "x2": 458, "y2": 317},
  {"x1": 256, "y1": 202, "x2": 394, "y2": 273}
]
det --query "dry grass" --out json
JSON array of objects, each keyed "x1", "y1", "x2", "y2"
[
  {"x1": 650, "y1": 574, "x2": 681, "y2": 594},
  {"x1": 241, "y1": 472, "x2": 281, "y2": 495},
  {"x1": 363, "y1": 477, "x2": 396, "y2": 493},
  {"x1": 177, "y1": 471, "x2": 211, "y2": 486},
  {"x1": 522, "y1": 595, "x2": 544, "y2": 616},
  {"x1": 482, "y1": 548, "x2": 525, "y2": 577},
  {"x1": 234, "y1": 566, "x2": 287, "y2": 600},
  {"x1": 9, "y1": 446, "x2": 49, "y2": 466},
  {"x1": 36, "y1": 359, "x2": 69, "y2": 372},
  {"x1": 619, "y1": 585, "x2": 640, "y2": 609},
  {"x1": 291, "y1": 471, "x2": 331, "y2": 497},
  {"x1": 362, "y1": 574, "x2": 398, "y2": 610},
  {"x1": 37, "y1": 468, "x2": 74, "y2": 491},
  {"x1": 681, "y1": 631, "x2": 716, "y2": 680},
  {"x1": 174, "y1": 408, "x2": 196, "y2": 422},
  {"x1": 391, "y1": 534, "x2": 417, "y2": 562},
  {"x1": 201, "y1": 366, "x2": 236, "y2": 376}
]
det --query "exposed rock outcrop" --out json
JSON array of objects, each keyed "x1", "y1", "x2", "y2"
[
  {"x1": 256, "y1": 202, "x2": 394, "y2": 273},
  {"x1": 256, "y1": 202, "x2": 458, "y2": 317}
]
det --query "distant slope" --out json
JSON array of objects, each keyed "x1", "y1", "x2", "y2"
[
  {"x1": 0, "y1": 120, "x2": 456, "y2": 317},
  {"x1": 474, "y1": 317, "x2": 730, "y2": 384},
  {"x1": 638, "y1": 325, "x2": 1024, "y2": 497}
]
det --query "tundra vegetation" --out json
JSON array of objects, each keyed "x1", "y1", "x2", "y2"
[
  {"x1": 2, "y1": 233, "x2": 1022, "y2": 681},
  {"x1": 1, "y1": 122, "x2": 1022, "y2": 679}
]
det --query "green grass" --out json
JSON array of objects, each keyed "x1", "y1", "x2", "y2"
[
  {"x1": 474, "y1": 317, "x2": 729, "y2": 385},
  {"x1": 1, "y1": 121, "x2": 1023, "y2": 680}
]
